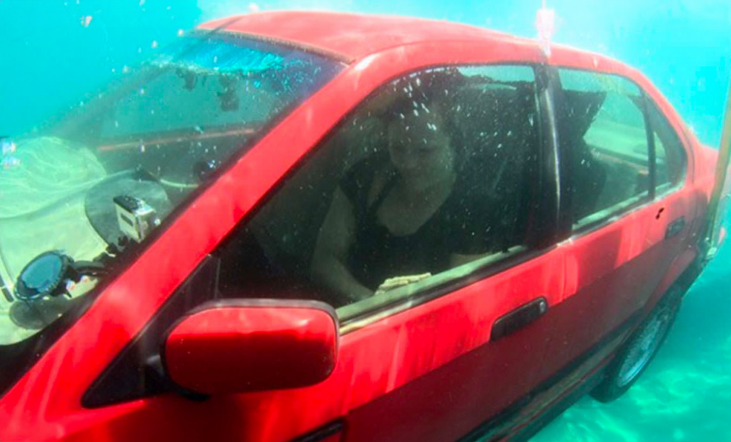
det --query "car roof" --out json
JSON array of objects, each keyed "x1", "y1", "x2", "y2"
[
  {"x1": 197, "y1": 12, "x2": 647, "y2": 101},
  {"x1": 198, "y1": 11, "x2": 536, "y2": 61}
]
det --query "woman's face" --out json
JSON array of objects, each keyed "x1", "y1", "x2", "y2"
[{"x1": 386, "y1": 108, "x2": 454, "y2": 177}]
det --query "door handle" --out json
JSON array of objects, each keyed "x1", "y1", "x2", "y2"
[
  {"x1": 665, "y1": 216, "x2": 686, "y2": 239},
  {"x1": 491, "y1": 297, "x2": 548, "y2": 342}
]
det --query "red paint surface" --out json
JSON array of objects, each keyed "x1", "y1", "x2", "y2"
[{"x1": 0, "y1": 12, "x2": 715, "y2": 442}]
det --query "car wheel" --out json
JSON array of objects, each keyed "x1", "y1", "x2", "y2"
[{"x1": 590, "y1": 288, "x2": 682, "y2": 403}]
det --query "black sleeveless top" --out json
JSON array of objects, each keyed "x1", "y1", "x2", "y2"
[{"x1": 340, "y1": 156, "x2": 494, "y2": 291}]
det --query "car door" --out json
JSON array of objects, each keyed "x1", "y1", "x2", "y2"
[
  {"x1": 336, "y1": 64, "x2": 564, "y2": 442},
  {"x1": 220, "y1": 60, "x2": 565, "y2": 441},
  {"x1": 533, "y1": 65, "x2": 693, "y2": 391},
  {"x1": 213, "y1": 62, "x2": 564, "y2": 442}
]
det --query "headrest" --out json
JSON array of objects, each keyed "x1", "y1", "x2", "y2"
[{"x1": 561, "y1": 90, "x2": 607, "y2": 142}]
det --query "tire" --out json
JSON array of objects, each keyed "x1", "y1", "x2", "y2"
[{"x1": 590, "y1": 288, "x2": 682, "y2": 403}]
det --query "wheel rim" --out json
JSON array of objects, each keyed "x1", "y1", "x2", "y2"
[{"x1": 616, "y1": 307, "x2": 671, "y2": 388}]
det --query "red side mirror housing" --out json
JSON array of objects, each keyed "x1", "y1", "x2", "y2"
[{"x1": 162, "y1": 300, "x2": 338, "y2": 395}]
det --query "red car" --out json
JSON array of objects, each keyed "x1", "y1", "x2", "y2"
[{"x1": 0, "y1": 12, "x2": 727, "y2": 442}]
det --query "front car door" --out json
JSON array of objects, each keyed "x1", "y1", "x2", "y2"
[{"x1": 1, "y1": 41, "x2": 562, "y2": 442}]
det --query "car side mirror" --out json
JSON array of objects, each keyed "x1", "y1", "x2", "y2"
[{"x1": 162, "y1": 300, "x2": 338, "y2": 395}]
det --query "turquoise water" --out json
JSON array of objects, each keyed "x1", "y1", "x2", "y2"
[{"x1": 1, "y1": 1, "x2": 729, "y2": 440}]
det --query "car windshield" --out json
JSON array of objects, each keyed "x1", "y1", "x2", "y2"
[{"x1": 0, "y1": 31, "x2": 342, "y2": 345}]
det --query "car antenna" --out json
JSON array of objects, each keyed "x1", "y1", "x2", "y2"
[{"x1": 536, "y1": 0, "x2": 555, "y2": 57}]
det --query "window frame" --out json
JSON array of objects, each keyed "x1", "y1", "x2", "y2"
[
  {"x1": 212, "y1": 61, "x2": 561, "y2": 330},
  {"x1": 551, "y1": 66, "x2": 663, "y2": 237}
]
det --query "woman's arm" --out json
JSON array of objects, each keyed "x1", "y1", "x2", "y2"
[{"x1": 311, "y1": 187, "x2": 372, "y2": 303}]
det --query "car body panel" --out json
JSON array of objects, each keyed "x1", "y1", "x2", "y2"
[
  {"x1": 341, "y1": 248, "x2": 565, "y2": 442},
  {"x1": 0, "y1": 12, "x2": 718, "y2": 442},
  {"x1": 536, "y1": 191, "x2": 695, "y2": 385}
]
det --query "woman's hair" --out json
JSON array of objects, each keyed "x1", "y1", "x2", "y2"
[{"x1": 379, "y1": 68, "x2": 468, "y2": 170}]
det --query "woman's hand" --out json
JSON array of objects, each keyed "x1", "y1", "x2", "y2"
[{"x1": 374, "y1": 273, "x2": 432, "y2": 296}]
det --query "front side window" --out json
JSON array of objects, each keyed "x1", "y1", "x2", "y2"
[
  {"x1": 0, "y1": 32, "x2": 342, "y2": 347},
  {"x1": 558, "y1": 69, "x2": 651, "y2": 227},
  {"x1": 216, "y1": 64, "x2": 542, "y2": 318}
]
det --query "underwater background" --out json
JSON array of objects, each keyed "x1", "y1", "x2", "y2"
[{"x1": 1, "y1": 0, "x2": 729, "y2": 440}]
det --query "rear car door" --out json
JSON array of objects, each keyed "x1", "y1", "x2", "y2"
[{"x1": 534, "y1": 66, "x2": 692, "y2": 390}]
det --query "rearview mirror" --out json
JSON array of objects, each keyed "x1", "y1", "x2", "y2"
[{"x1": 162, "y1": 300, "x2": 338, "y2": 395}]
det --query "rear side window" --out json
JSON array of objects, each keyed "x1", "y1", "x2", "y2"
[
  {"x1": 647, "y1": 100, "x2": 687, "y2": 190},
  {"x1": 557, "y1": 69, "x2": 651, "y2": 227}
]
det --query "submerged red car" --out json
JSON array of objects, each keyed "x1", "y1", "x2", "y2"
[{"x1": 0, "y1": 11, "x2": 727, "y2": 442}]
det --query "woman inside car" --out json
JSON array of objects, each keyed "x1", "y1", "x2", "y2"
[{"x1": 310, "y1": 70, "x2": 496, "y2": 305}]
